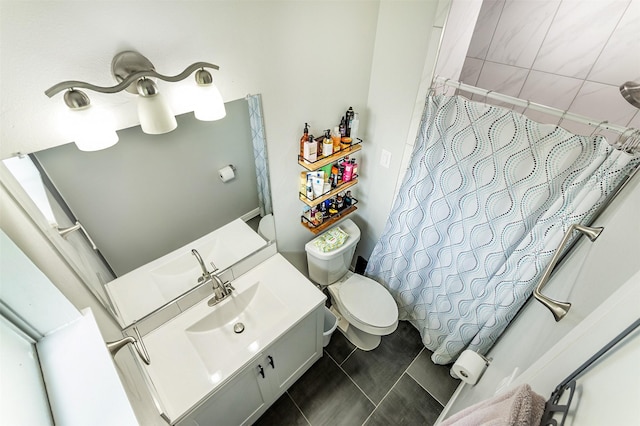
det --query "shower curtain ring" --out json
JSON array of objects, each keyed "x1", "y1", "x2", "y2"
[
  {"x1": 443, "y1": 78, "x2": 451, "y2": 96},
  {"x1": 483, "y1": 90, "x2": 493, "y2": 105},
  {"x1": 589, "y1": 120, "x2": 608, "y2": 138}
]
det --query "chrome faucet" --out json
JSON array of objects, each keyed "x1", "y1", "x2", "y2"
[{"x1": 191, "y1": 249, "x2": 234, "y2": 306}]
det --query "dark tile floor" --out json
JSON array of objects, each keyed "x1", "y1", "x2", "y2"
[{"x1": 254, "y1": 321, "x2": 460, "y2": 426}]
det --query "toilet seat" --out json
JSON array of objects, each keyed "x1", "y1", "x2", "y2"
[{"x1": 329, "y1": 274, "x2": 398, "y2": 335}]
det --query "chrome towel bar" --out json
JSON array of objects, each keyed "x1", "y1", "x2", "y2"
[{"x1": 534, "y1": 224, "x2": 603, "y2": 321}]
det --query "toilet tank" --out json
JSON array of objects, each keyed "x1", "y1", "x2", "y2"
[{"x1": 305, "y1": 219, "x2": 361, "y2": 285}]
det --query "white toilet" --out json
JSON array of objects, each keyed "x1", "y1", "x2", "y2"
[
  {"x1": 305, "y1": 219, "x2": 398, "y2": 350},
  {"x1": 257, "y1": 214, "x2": 276, "y2": 241}
]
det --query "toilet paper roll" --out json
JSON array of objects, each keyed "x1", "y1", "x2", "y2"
[
  {"x1": 219, "y1": 165, "x2": 235, "y2": 182},
  {"x1": 451, "y1": 350, "x2": 489, "y2": 385}
]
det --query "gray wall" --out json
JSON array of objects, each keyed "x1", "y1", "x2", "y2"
[{"x1": 35, "y1": 99, "x2": 258, "y2": 276}]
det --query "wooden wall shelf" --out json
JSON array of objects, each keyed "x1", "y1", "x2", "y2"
[
  {"x1": 298, "y1": 143, "x2": 362, "y2": 171},
  {"x1": 300, "y1": 205, "x2": 357, "y2": 234}
]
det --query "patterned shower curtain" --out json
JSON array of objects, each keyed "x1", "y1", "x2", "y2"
[
  {"x1": 247, "y1": 94, "x2": 272, "y2": 216},
  {"x1": 365, "y1": 94, "x2": 639, "y2": 365}
]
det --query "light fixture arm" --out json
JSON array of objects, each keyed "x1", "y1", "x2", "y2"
[{"x1": 45, "y1": 61, "x2": 220, "y2": 98}]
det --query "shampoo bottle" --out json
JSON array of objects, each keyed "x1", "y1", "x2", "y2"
[{"x1": 339, "y1": 117, "x2": 346, "y2": 137}]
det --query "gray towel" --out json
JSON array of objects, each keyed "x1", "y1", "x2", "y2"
[{"x1": 440, "y1": 384, "x2": 546, "y2": 426}]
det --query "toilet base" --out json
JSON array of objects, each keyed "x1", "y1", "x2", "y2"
[
  {"x1": 341, "y1": 324, "x2": 381, "y2": 351},
  {"x1": 333, "y1": 307, "x2": 381, "y2": 351}
]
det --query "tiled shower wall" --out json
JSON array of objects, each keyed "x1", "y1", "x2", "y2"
[{"x1": 459, "y1": 0, "x2": 640, "y2": 138}]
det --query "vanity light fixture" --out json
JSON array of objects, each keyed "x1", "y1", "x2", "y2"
[{"x1": 45, "y1": 51, "x2": 226, "y2": 150}]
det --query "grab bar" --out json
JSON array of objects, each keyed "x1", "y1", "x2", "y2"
[
  {"x1": 57, "y1": 221, "x2": 98, "y2": 250},
  {"x1": 534, "y1": 224, "x2": 603, "y2": 322}
]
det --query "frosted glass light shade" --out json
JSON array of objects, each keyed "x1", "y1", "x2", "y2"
[
  {"x1": 65, "y1": 105, "x2": 119, "y2": 151},
  {"x1": 137, "y1": 93, "x2": 177, "y2": 134},
  {"x1": 193, "y1": 84, "x2": 226, "y2": 121}
]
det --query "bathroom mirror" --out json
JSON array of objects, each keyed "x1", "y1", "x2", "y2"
[{"x1": 1, "y1": 95, "x2": 273, "y2": 327}]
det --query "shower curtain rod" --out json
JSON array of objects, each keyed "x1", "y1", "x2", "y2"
[{"x1": 434, "y1": 76, "x2": 633, "y2": 135}]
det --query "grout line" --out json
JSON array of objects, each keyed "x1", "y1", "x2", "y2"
[
  {"x1": 514, "y1": 0, "x2": 563, "y2": 101},
  {"x1": 405, "y1": 347, "x2": 450, "y2": 407},
  {"x1": 406, "y1": 369, "x2": 447, "y2": 408},
  {"x1": 323, "y1": 347, "x2": 377, "y2": 408},
  {"x1": 340, "y1": 346, "x2": 357, "y2": 366},
  {"x1": 337, "y1": 360, "x2": 377, "y2": 408},
  {"x1": 285, "y1": 391, "x2": 312, "y2": 426},
  {"x1": 581, "y1": 0, "x2": 632, "y2": 87}
]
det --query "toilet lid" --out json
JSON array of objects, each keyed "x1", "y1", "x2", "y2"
[{"x1": 340, "y1": 274, "x2": 397, "y2": 328}]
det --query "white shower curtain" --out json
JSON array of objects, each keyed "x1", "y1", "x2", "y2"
[{"x1": 365, "y1": 94, "x2": 639, "y2": 365}]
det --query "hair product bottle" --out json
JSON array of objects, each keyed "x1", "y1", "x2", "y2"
[{"x1": 345, "y1": 107, "x2": 354, "y2": 136}]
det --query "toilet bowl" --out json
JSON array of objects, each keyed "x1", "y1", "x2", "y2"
[
  {"x1": 257, "y1": 214, "x2": 275, "y2": 241},
  {"x1": 304, "y1": 219, "x2": 398, "y2": 350}
]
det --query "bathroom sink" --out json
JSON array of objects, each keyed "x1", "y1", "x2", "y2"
[
  {"x1": 139, "y1": 254, "x2": 326, "y2": 422},
  {"x1": 187, "y1": 281, "x2": 285, "y2": 333},
  {"x1": 186, "y1": 281, "x2": 287, "y2": 373}
]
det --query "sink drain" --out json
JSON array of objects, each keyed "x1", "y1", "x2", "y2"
[{"x1": 233, "y1": 322, "x2": 245, "y2": 334}]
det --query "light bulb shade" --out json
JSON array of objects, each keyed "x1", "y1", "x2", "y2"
[
  {"x1": 137, "y1": 93, "x2": 177, "y2": 134},
  {"x1": 65, "y1": 105, "x2": 119, "y2": 151},
  {"x1": 193, "y1": 83, "x2": 226, "y2": 121}
]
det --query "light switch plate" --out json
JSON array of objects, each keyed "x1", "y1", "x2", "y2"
[{"x1": 380, "y1": 149, "x2": 392, "y2": 168}]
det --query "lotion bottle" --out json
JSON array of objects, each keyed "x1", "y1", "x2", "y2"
[{"x1": 303, "y1": 134, "x2": 317, "y2": 163}]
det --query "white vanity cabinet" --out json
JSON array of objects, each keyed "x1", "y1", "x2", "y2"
[{"x1": 176, "y1": 306, "x2": 323, "y2": 426}]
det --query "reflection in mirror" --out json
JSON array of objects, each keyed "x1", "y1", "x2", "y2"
[{"x1": 2, "y1": 95, "x2": 273, "y2": 327}]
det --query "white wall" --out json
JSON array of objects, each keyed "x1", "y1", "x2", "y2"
[{"x1": 353, "y1": 0, "x2": 441, "y2": 257}]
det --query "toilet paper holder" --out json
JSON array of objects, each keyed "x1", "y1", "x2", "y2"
[{"x1": 218, "y1": 164, "x2": 237, "y2": 182}]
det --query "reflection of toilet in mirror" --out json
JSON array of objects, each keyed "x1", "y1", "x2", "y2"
[
  {"x1": 305, "y1": 219, "x2": 398, "y2": 351},
  {"x1": 258, "y1": 213, "x2": 276, "y2": 241}
]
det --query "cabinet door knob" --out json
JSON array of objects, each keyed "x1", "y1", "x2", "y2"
[
  {"x1": 257, "y1": 365, "x2": 265, "y2": 378},
  {"x1": 267, "y1": 355, "x2": 275, "y2": 369}
]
